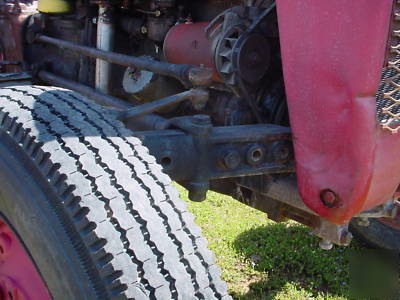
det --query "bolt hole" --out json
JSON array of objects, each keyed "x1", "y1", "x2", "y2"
[
  {"x1": 161, "y1": 156, "x2": 172, "y2": 168},
  {"x1": 251, "y1": 149, "x2": 263, "y2": 162}
]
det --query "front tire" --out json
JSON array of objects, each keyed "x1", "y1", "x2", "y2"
[
  {"x1": 350, "y1": 218, "x2": 400, "y2": 251},
  {"x1": 0, "y1": 85, "x2": 230, "y2": 299}
]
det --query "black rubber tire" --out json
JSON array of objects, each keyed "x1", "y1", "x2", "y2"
[
  {"x1": 350, "y1": 219, "x2": 400, "y2": 251},
  {"x1": 0, "y1": 85, "x2": 230, "y2": 299}
]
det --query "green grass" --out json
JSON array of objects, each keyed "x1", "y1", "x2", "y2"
[{"x1": 177, "y1": 185, "x2": 361, "y2": 300}]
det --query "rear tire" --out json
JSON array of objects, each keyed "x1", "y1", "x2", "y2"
[{"x1": 0, "y1": 85, "x2": 230, "y2": 299}]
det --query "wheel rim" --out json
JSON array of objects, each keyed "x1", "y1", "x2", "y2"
[{"x1": 0, "y1": 216, "x2": 51, "y2": 300}]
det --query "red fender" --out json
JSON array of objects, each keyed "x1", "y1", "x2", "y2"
[{"x1": 276, "y1": 0, "x2": 399, "y2": 224}]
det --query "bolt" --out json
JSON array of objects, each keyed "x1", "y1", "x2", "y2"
[
  {"x1": 221, "y1": 150, "x2": 241, "y2": 170},
  {"x1": 192, "y1": 114, "x2": 211, "y2": 126},
  {"x1": 319, "y1": 239, "x2": 333, "y2": 250},
  {"x1": 272, "y1": 142, "x2": 291, "y2": 162},
  {"x1": 320, "y1": 189, "x2": 339, "y2": 208},
  {"x1": 357, "y1": 217, "x2": 370, "y2": 227}
]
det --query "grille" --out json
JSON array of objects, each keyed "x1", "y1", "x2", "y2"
[{"x1": 376, "y1": 1, "x2": 400, "y2": 133}]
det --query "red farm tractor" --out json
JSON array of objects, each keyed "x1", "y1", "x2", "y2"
[{"x1": 0, "y1": 0, "x2": 399, "y2": 298}]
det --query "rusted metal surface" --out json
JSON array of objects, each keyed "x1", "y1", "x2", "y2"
[
  {"x1": 0, "y1": 1, "x2": 37, "y2": 73},
  {"x1": 276, "y1": 0, "x2": 396, "y2": 224},
  {"x1": 135, "y1": 122, "x2": 293, "y2": 201}
]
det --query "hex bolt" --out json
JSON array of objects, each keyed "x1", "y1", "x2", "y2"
[
  {"x1": 319, "y1": 239, "x2": 333, "y2": 250},
  {"x1": 357, "y1": 217, "x2": 370, "y2": 227},
  {"x1": 221, "y1": 150, "x2": 241, "y2": 170},
  {"x1": 272, "y1": 142, "x2": 291, "y2": 162},
  {"x1": 320, "y1": 189, "x2": 339, "y2": 208}
]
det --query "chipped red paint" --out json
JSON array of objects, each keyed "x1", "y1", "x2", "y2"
[
  {"x1": 276, "y1": 0, "x2": 399, "y2": 224},
  {"x1": 0, "y1": 217, "x2": 51, "y2": 300}
]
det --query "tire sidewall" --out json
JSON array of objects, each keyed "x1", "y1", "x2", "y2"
[{"x1": 0, "y1": 130, "x2": 100, "y2": 299}]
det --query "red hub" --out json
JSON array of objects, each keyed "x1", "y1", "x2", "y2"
[{"x1": 0, "y1": 217, "x2": 51, "y2": 300}]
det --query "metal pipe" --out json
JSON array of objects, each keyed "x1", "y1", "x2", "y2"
[
  {"x1": 120, "y1": 90, "x2": 193, "y2": 120},
  {"x1": 36, "y1": 35, "x2": 213, "y2": 86},
  {"x1": 95, "y1": 4, "x2": 114, "y2": 93},
  {"x1": 38, "y1": 70, "x2": 169, "y2": 130},
  {"x1": 120, "y1": 87, "x2": 210, "y2": 120}
]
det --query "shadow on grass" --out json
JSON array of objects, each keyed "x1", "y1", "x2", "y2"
[{"x1": 231, "y1": 223, "x2": 352, "y2": 299}]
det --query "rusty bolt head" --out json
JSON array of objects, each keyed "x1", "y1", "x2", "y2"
[
  {"x1": 320, "y1": 189, "x2": 339, "y2": 208},
  {"x1": 271, "y1": 141, "x2": 291, "y2": 162}
]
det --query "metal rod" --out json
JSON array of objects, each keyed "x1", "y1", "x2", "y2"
[
  {"x1": 0, "y1": 61, "x2": 21, "y2": 66},
  {"x1": 38, "y1": 70, "x2": 169, "y2": 129},
  {"x1": 39, "y1": 70, "x2": 130, "y2": 108},
  {"x1": 0, "y1": 72, "x2": 31, "y2": 83},
  {"x1": 95, "y1": 4, "x2": 114, "y2": 93},
  {"x1": 121, "y1": 90, "x2": 194, "y2": 120},
  {"x1": 36, "y1": 34, "x2": 213, "y2": 86}
]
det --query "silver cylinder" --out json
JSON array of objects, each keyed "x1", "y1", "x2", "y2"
[{"x1": 95, "y1": 4, "x2": 114, "y2": 93}]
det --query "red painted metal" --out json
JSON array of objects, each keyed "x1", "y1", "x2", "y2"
[
  {"x1": 0, "y1": 217, "x2": 51, "y2": 299},
  {"x1": 276, "y1": 0, "x2": 398, "y2": 224},
  {"x1": 0, "y1": 1, "x2": 37, "y2": 73},
  {"x1": 164, "y1": 22, "x2": 222, "y2": 82}
]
